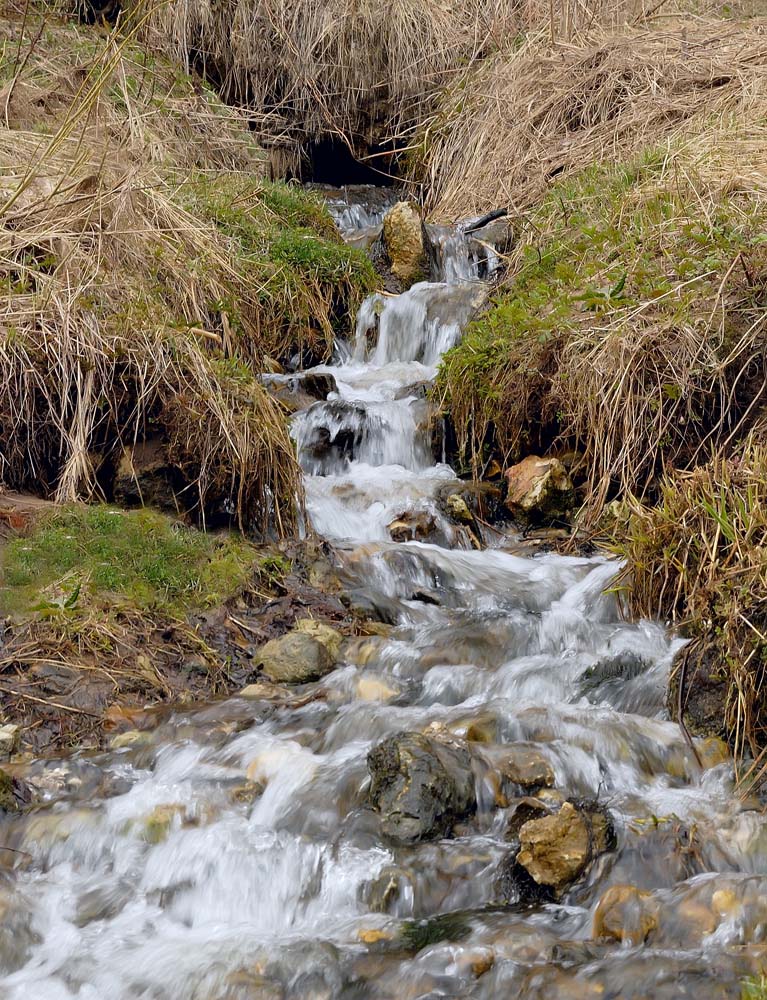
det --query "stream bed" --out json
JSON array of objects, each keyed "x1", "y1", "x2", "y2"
[{"x1": 1, "y1": 191, "x2": 767, "y2": 999}]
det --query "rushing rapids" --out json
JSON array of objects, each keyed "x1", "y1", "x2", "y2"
[{"x1": 2, "y1": 190, "x2": 767, "y2": 999}]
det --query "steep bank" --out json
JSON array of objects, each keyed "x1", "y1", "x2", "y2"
[{"x1": 0, "y1": 10, "x2": 374, "y2": 530}]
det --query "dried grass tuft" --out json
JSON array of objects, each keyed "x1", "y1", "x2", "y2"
[
  {"x1": 613, "y1": 445, "x2": 767, "y2": 761},
  {"x1": 424, "y1": 19, "x2": 767, "y2": 220}
]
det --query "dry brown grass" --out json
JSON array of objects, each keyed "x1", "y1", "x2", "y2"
[
  {"x1": 424, "y1": 19, "x2": 767, "y2": 220},
  {"x1": 142, "y1": 0, "x2": 602, "y2": 165},
  {"x1": 0, "y1": 11, "x2": 370, "y2": 532}
]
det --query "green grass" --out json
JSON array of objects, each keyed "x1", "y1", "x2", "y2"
[
  {"x1": 179, "y1": 173, "x2": 376, "y2": 360},
  {"x1": 743, "y1": 976, "x2": 767, "y2": 999},
  {"x1": 0, "y1": 505, "x2": 256, "y2": 615}
]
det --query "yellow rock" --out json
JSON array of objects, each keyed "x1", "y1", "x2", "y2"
[
  {"x1": 517, "y1": 802, "x2": 590, "y2": 888},
  {"x1": 358, "y1": 927, "x2": 392, "y2": 944},
  {"x1": 712, "y1": 887, "x2": 740, "y2": 918},
  {"x1": 382, "y1": 201, "x2": 426, "y2": 285},
  {"x1": 355, "y1": 676, "x2": 399, "y2": 702},
  {"x1": 110, "y1": 729, "x2": 152, "y2": 750},
  {"x1": 698, "y1": 737, "x2": 731, "y2": 770},
  {"x1": 593, "y1": 884, "x2": 657, "y2": 945},
  {"x1": 142, "y1": 804, "x2": 185, "y2": 844}
]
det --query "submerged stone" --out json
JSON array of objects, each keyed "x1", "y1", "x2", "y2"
[
  {"x1": 367, "y1": 731, "x2": 476, "y2": 844},
  {"x1": 593, "y1": 884, "x2": 658, "y2": 945}
]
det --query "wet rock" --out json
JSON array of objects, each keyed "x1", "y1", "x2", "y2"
[
  {"x1": 494, "y1": 848, "x2": 555, "y2": 907},
  {"x1": 113, "y1": 439, "x2": 179, "y2": 512},
  {"x1": 141, "y1": 804, "x2": 185, "y2": 844},
  {"x1": 261, "y1": 372, "x2": 338, "y2": 414},
  {"x1": 364, "y1": 865, "x2": 412, "y2": 914},
  {"x1": 668, "y1": 639, "x2": 728, "y2": 740},
  {"x1": 381, "y1": 201, "x2": 427, "y2": 287},
  {"x1": 503, "y1": 796, "x2": 550, "y2": 841},
  {"x1": 593, "y1": 884, "x2": 659, "y2": 945},
  {"x1": 388, "y1": 510, "x2": 437, "y2": 543},
  {"x1": 255, "y1": 631, "x2": 335, "y2": 684},
  {"x1": 367, "y1": 731, "x2": 476, "y2": 844},
  {"x1": 497, "y1": 745, "x2": 555, "y2": 790},
  {"x1": 445, "y1": 493, "x2": 474, "y2": 525},
  {"x1": 0, "y1": 724, "x2": 20, "y2": 761},
  {"x1": 393, "y1": 379, "x2": 432, "y2": 401},
  {"x1": 0, "y1": 768, "x2": 30, "y2": 814},
  {"x1": 517, "y1": 802, "x2": 591, "y2": 890},
  {"x1": 110, "y1": 729, "x2": 154, "y2": 750},
  {"x1": 294, "y1": 618, "x2": 344, "y2": 660},
  {"x1": 504, "y1": 455, "x2": 574, "y2": 521},
  {"x1": 238, "y1": 682, "x2": 292, "y2": 700},
  {"x1": 355, "y1": 676, "x2": 400, "y2": 703}
]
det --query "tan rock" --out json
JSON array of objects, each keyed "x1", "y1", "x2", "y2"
[
  {"x1": 0, "y1": 724, "x2": 20, "y2": 760},
  {"x1": 294, "y1": 618, "x2": 344, "y2": 660},
  {"x1": 497, "y1": 745, "x2": 554, "y2": 789},
  {"x1": 256, "y1": 631, "x2": 334, "y2": 684},
  {"x1": 238, "y1": 682, "x2": 291, "y2": 700},
  {"x1": 355, "y1": 676, "x2": 399, "y2": 702},
  {"x1": 593, "y1": 884, "x2": 658, "y2": 945},
  {"x1": 504, "y1": 455, "x2": 573, "y2": 518},
  {"x1": 517, "y1": 802, "x2": 590, "y2": 888},
  {"x1": 382, "y1": 201, "x2": 426, "y2": 285}
]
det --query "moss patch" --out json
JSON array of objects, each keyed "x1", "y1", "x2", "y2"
[{"x1": 0, "y1": 505, "x2": 255, "y2": 615}]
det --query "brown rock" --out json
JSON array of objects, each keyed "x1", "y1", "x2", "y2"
[
  {"x1": 504, "y1": 455, "x2": 573, "y2": 519},
  {"x1": 497, "y1": 745, "x2": 555, "y2": 790},
  {"x1": 517, "y1": 802, "x2": 590, "y2": 888},
  {"x1": 388, "y1": 510, "x2": 436, "y2": 543},
  {"x1": 593, "y1": 884, "x2": 658, "y2": 945}
]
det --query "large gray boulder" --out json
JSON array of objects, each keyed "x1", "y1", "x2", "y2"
[{"x1": 367, "y1": 731, "x2": 476, "y2": 844}]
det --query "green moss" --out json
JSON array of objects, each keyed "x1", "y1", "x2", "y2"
[
  {"x1": 178, "y1": 172, "x2": 375, "y2": 358},
  {"x1": 0, "y1": 505, "x2": 256, "y2": 615}
]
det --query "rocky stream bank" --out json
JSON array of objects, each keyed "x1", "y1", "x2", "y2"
[{"x1": 0, "y1": 177, "x2": 766, "y2": 1000}]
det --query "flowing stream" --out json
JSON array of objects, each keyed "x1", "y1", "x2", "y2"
[{"x1": 2, "y1": 191, "x2": 767, "y2": 998}]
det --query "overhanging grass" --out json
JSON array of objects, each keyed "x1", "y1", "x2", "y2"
[
  {"x1": 0, "y1": 505, "x2": 256, "y2": 615},
  {"x1": 436, "y1": 146, "x2": 767, "y2": 514},
  {"x1": 611, "y1": 445, "x2": 767, "y2": 757}
]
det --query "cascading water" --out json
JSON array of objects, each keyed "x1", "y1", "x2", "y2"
[{"x1": 3, "y1": 190, "x2": 767, "y2": 1000}]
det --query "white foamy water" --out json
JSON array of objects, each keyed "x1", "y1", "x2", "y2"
[{"x1": 2, "y1": 192, "x2": 762, "y2": 1000}]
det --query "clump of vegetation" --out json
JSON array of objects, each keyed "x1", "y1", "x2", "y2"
[
  {"x1": 0, "y1": 504, "x2": 256, "y2": 614},
  {"x1": 612, "y1": 446, "x2": 767, "y2": 758},
  {"x1": 0, "y1": 11, "x2": 372, "y2": 531},
  {"x1": 437, "y1": 144, "x2": 767, "y2": 515}
]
